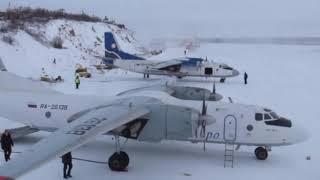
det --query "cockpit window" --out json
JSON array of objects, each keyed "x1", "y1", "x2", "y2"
[
  {"x1": 264, "y1": 114, "x2": 272, "y2": 120},
  {"x1": 255, "y1": 113, "x2": 263, "y2": 121},
  {"x1": 219, "y1": 64, "x2": 233, "y2": 70},
  {"x1": 270, "y1": 112, "x2": 279, "y2": 119},
  {"x1": 265, "y1": 118, "x2": 292, "y2": 127}
]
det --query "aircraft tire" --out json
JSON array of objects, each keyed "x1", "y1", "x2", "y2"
[
  {"x1": 108, "y1": 151, "x2": 129, "y2": 171},
  {"x1": 177, "y1": 76, "x2": 183, "y2": 79},
  {"x1": 120, "y1": 151, "x2": 130, "y2": 167},
  {"x1": 255, "y1": 147, "x2": 268, "y2": 160}
]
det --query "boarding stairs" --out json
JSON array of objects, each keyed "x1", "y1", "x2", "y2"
[{"x1": 224, "y1": 142, "x2": 235, "y2": 168}]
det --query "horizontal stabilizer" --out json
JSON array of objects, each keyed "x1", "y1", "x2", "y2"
[{"x1": 0, "y1": 59, "x2": 60, "y2": 94}]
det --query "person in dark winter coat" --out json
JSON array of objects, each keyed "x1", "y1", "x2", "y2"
[
  {"x1": 244, "y1": 72, "x2": 248, "y2": 84},
  {"x1": 62, "y1": 152, "x2": 73, "y2": 179},
  {"x1": 1, "y1": 129, "x2": 14, "y2": 162}
]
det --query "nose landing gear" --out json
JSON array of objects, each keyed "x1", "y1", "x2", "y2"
[
  {"x1": 254, "y1": 147, "x2": 268, "y2": 160},
  {"x1": 108, "y1": 135, "x2": 130, "y2": 171}
]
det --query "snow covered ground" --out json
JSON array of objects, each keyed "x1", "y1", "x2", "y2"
[
  {"x1": 0, "y1": 41, "x2": 319, "y2": 179},
  {"x1": 0, "y1": 18, "x2": 142, "y2": 81}
]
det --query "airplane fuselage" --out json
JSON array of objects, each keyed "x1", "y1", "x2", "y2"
[
  {"x1": 0, "y1": 89, "x2": 307, "y2": 148},
  {"x1": 113, "y1": 59, "x2": 239, "y2": 78}
]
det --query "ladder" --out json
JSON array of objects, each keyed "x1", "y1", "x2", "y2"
[{"x1": 224, "y1": 143, "x2": 235, "y2": 168}]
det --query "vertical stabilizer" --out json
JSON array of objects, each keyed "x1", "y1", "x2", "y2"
[{"x1": 104, "y1": 32, "x2": 144, "y2": 60}]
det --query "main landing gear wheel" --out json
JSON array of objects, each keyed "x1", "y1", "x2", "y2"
[
  {"x1": 220, "y1": 78, "x2": 225, "y2": 83},
  {"x1": 255, "y1": 147, "x2": 268, "y2": 160},
  {"x1": 108, "y1": 151, "x2": 129, "y2": 171}
]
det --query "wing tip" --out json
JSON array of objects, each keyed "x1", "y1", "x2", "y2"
[{"x1": 0, "y1": 176, "x2": 14, "y2": 180}]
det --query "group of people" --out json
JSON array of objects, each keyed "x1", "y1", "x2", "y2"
[{"x1": 1, "y1": 130, "x2": 73, "y2": 179}]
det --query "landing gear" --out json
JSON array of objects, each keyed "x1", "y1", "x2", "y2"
[
  {"x1": 143, "y1": 74, "x2": 150, "y2": 78},
  {"x1": 177, "y1": 76, "x2": 182, "y2": 79},
  {"x1": 108, "y1": 151, "x2": 129, "y2": 171},
  {"x1": 220, "y1": 78, "x2": 225, "y2": 83},
  {"x1": 255, "y1": 147, "x2": 268, "y2": 160},
  {"x1": 108, "y1": 135, "x2": 130, "y2": 171}
]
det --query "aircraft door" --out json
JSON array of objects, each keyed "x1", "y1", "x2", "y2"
[{"x1": 224, "y1": 115, "x2": 237, "y2": 141}]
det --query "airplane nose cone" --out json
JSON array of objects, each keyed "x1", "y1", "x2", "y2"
[{"x1": 232, "y1": 69, "x2": 240, "y2": 77}]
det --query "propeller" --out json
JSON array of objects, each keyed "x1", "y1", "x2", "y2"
[
  {"x1": 212, "y1": 81, "x2": 216, "y2": 94},
  {"x1": 202, "y1": 98, "x2": 207, "y2": 116},
  {"x1": 200, "y1": 97, "x2": 208, "y2": 151},
  {"x1": 199, "y1": 96, "x2": 207, "y2": 141},
  {"x1": 228, "y1": 97, "x2": 234, "y2": 103}
]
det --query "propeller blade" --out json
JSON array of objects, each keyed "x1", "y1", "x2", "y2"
[
  {"x1": 212, "y1": 81, "x2": 216, "y2": 94},
  {"x1": 228, "y1": 97, "x2": 233, "y2": 103},
  {"x1": 202, "y1": 99, "x2": 207, "y2": 115}
]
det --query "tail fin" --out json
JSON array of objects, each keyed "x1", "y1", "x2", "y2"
[{"x1": 104, "y1": 32, "x2": 144, "y2": 60}]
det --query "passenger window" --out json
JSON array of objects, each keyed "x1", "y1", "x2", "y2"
[
  {"x1": 255, "y1": 113, "x2": 263, "y2": 121},
  {"x1": 264, "y1": 114, "x2": 272, "y2": 120}
]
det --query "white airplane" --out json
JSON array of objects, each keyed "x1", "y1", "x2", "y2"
[
  {"x1": 0, "y1": 59, "x2": 308, "y2": 180},
  {"x1": 103, "y1": 32, "x2": 240, "y2": 82}
]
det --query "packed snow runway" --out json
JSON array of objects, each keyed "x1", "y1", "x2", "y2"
[{"x1": 0, "y1": 43, "x2": 319, "y2": 180}]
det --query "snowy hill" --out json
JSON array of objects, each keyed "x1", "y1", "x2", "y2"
[{"x1": 0, "y1": 10, "x2": 142, "y2": 82}]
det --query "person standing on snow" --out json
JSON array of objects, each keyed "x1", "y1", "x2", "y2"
[
  {"x1": 244, "y1": 72, "x2": 248, "y2": 85},
  {"x1": 75, "y1": 75, "x2": 80, "y2": 89},
  {"x1": 1, "y1": 129, "x2": 14, "y2": 162},
  {"x1": 62, "y1": 152, "x2": 73, "y2": 179}
]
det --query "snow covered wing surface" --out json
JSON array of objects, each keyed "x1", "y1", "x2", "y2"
[
  {"x1": 0, "y1": 71, "x2": 59, "y2": 94},
  {"x1": 0, "y1": 104, "x2": 150, "y2": 180},
  {"x1": 152, "y1": 60, "x2": 182, "y2": 69}
]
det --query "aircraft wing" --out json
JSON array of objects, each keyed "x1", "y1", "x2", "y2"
[
  {"x1": 0, "y1": 104, "x2": 150, "y2": 180},
  {"x1": 152, "y1": 59, "x2": 182, "y2": 70}
]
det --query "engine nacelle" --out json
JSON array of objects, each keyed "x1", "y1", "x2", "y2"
[{"x1": 169, "y1": 86, "x2": 222, "y2": 101}]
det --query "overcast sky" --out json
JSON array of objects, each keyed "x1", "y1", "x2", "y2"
[{"x1": 0, "y1": 0, "x2": 319, "y2": 41}]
